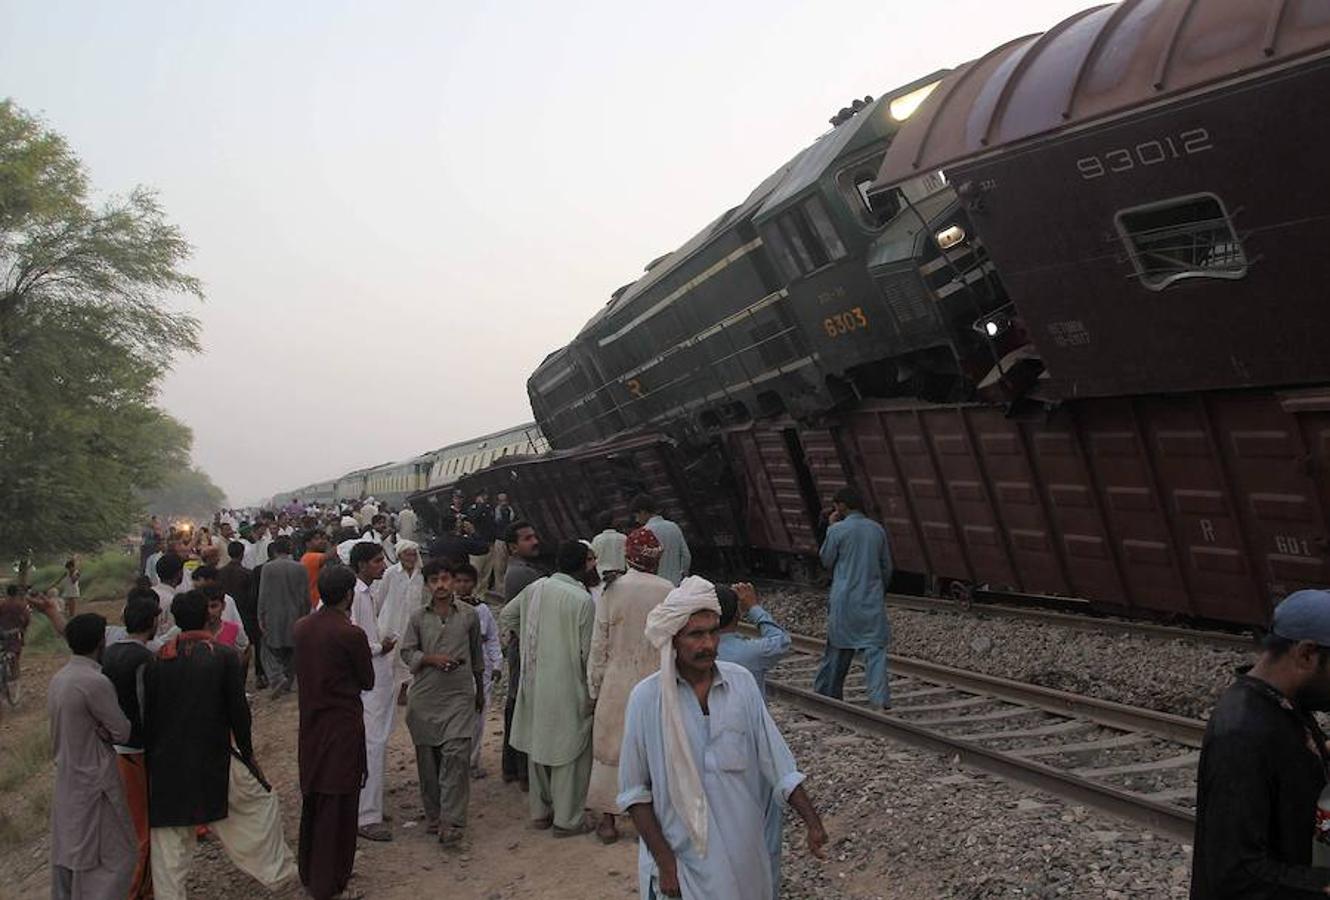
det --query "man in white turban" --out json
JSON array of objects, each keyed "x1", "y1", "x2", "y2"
[
  {"x1": 376, "y1": 539, "x2": 425, "y2": 698},
  {"x1": 617, "y1": 576, "x2": 828, "y2": 899}
]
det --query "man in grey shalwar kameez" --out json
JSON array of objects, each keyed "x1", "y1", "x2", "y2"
[
  {"x1": 400, "y1": 558, "x2": 483, "y2": 847},
  {"x1": 256, "y1": 536, "x2": 309, "y2": 696},
  {"x1": 48, "y1": 613, "x2": 136, "y2": 900}
]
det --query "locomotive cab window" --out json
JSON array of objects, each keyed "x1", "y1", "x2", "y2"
[
  {"x1": 836, "y1": 156, "x2": 899, "y2": 230},
  {"x1": 764, "y1": 195, "x2": 848, "y2": 281},
  {"x1": 1115, "y1": 193, "x2": 1247, "y2": 290}
]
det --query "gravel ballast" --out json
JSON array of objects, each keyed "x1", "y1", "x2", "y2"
[
  {"x1": 755, "y1": 587, "x2": 1252, "y2": 720},
  {"x1": 772, "y1": 702, "x2": 1193, "y2": 899}
]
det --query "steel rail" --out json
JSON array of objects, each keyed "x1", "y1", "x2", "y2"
[
  {"x1": 770, "y1": 630, "x2": 1207, "y2": 747},
  {"x1": 765, "y1": 678, "x2": 1197, "y2": 842},
  {"x1": 749, "y1": 577, "x2": 1256, "y2": 649}
]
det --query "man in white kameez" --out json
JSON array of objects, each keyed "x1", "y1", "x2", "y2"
[
  {"x1": 377, "y1": 539, "x2": 425, "y2": 701},
  {"x1": 349, "y1": 542, "x2": 395, "y2": 841},
  {"x1": 586, "y1": 527, "x2": 671, "y2": 844},
  {"x1": 590, "y1": 513, "x2": 627, "y2": 579},
  {"x1": 618, "y1": 576, "x2": 828, "y2": 899},
  {"x1": 49, "y1": 613, "x2": 137, "y2": 900},
  {"x1": 362, "y1": 513, "x2": 398, "y2": 565},
  {"x1": 397, "y1": 504, "x2": 420, "y2": 543},
  {"x1": 498, "y1": 541, "x2": 597, "y2": 836},
  {"x1": 449, "y1": 563, "x2": 503, "y2": 776}
]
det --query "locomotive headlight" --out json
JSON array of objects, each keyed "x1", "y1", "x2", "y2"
[
  {"x1": 974, "y1": 310, "x2": 1011, "y2": 339},
  {"x1": 935, "y1": 224, "x2": 966, "y2": 250},
  {"x1": 889, "y1": 80, "x2": 941, "y2": 121}
]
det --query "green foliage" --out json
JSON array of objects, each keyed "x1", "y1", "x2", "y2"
[
  {"x1": 141, "y1": 466, "x2": 227, "y2": 523},
  {"x1": 30, "y1": 549, "x2": 138, "y2": 604},
  {"x1": 0, "y1": 721, "x2": 50, "y2": 793},
  {"x1": 21, "y1": 612, "x2": 60, "y2": 653},
  {"x1": 0, "y1": 99, "x2": 204, "y2": 575}
]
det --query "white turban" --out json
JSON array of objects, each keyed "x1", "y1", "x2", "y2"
[
  {"x1": 395, "y1": 538, "x2": 420, "y2": 557},
  {"x1": 643, "y1": 575, "x2": 721, "y2": 857},
  {"x1": 340, "y1": 515, "x2": 358, "y2": 529}
]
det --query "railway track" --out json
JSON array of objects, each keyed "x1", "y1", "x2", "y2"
[
  {"x1": 760, "y1": 630, "x2": 1203, "y2": 842},
  {"x1": 751, "y1": 577, "x2": 1256, "y2": 650}
]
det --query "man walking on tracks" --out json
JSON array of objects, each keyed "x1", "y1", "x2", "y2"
[
  {"x1": 814, "y1": 487, "x2": 892, "y2": 710},
  {"x1": 1191, "y1": 589, "x2": 1330, "y2": 897},
  {"x1": 618, "y1": 575, "x2": 827, "y2": 899},
  {"x1": 499, "y1": 540, "x2": 597, "y2": 836}
]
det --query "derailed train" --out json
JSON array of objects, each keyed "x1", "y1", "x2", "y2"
[{"x1": 452, "y1": 0, "x2": 1330, "y2": 628}]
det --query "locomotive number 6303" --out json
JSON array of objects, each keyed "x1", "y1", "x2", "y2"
[{"x1": 824, "y1": 307, "x2": 868, "y2": 337}]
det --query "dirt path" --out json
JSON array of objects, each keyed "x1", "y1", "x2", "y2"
[{"x1": 2, "y1": 612, "x2": 641, "y2": 900}]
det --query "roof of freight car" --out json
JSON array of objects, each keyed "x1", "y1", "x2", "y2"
[{"x1": 873, "y1": 0, "x2": 1330, "y2": 191}]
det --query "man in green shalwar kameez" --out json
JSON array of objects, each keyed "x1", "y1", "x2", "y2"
[{"x1": 498, "y1": 540, "x2": 597, "y2": 836}]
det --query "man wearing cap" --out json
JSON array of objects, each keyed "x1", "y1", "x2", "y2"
[
  {"x1": 586, "y1": 527, "x2": 673, "y2": 844},
  {"x1": 618, "y1": 575, "x2": 828, "y2": 899},
  {"x1": 1191, "y1": 589, "x2": 1330, "y2": 898}
]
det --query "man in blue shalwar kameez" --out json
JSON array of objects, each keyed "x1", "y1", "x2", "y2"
[
  {"x1": 618, "y1": 576, "x2": 828, "y2": 899},
  {"x1": 814, "y1": 487, "x2": 893, "y2": 709}
]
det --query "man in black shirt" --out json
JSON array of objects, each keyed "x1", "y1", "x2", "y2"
[
  {"x1": 427, "y1": 512, "x2": 492, "y2": 567},
  {"x1": 101, "y1": 593, "x2": 159, "y2": 899},
  {"x1": 1192, "y1": 589, "x2": 1330, "y2": 898},
  {"x1": 499, "y1": 521, "x2": 544, "y2": 789},
  {"x1": 144, "y1": 591, "x2": 296, "y2": 895}
]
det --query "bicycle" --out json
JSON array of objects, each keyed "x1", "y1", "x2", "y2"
[{"x1": 0, "y1": 628, "x2": 23, "y2": 707}]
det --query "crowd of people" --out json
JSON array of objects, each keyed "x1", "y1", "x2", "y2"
[
  {"x1": 30, "y1": 485, "x2": 915, "y2": 900},
  {"x1": 21, "y1": 474, "x2": 1330, "y2": 899}
]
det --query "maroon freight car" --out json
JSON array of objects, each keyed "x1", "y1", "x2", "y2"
[
  {"x1": 664, "y1": 388, "x2": 1324, "y2": 627},
  {"x1": 872, "y1": 0, "x2": 1330, "y2": 401},
  {"x1": 454, "y1": 0, "x2": 1330, "y2": 632},
  {"x1": 449, "y1": 433, "x2": 743, "y2": 565}
]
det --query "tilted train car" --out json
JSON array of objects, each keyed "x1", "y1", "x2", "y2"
[
  {"x1": 510, "y1": 0, "x2": 1330, "y2": 628},
  {"x1": 872, "y1": 0, "x2": 1330, "y2": 402},
  {"x1": 527, "y1": 75, "x2": 1014, "y2": 452},
  {"x1": 530, "y1": 157, "x2": 822, "y2": 450},
  {"x1": 456, "y1": 433, "x2": 743, "y2": 567}
]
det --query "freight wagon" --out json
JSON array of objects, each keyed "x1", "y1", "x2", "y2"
[{"x1": 509, "y1": 0, "x2": 1330, "y2": 629}]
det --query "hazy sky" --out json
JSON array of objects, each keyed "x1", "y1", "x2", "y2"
[{"x1": 2, "y1": 0, "x2": 1092, "y2": 504}]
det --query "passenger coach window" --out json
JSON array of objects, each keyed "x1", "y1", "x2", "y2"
[
  {"x1": 766, "y1": 195, "x2": 848, "y2": 280},
  {"x1": 1115, "y1": 193, "x2": 1247, "y2": 290}
]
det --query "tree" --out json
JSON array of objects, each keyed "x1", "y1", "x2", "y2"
[
  {"x1": 140, "y1": 467, "x2": 227, "y2": 524},
  {"x1": 0, "y1": 99, "x2": 204, "y2": 581}
]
